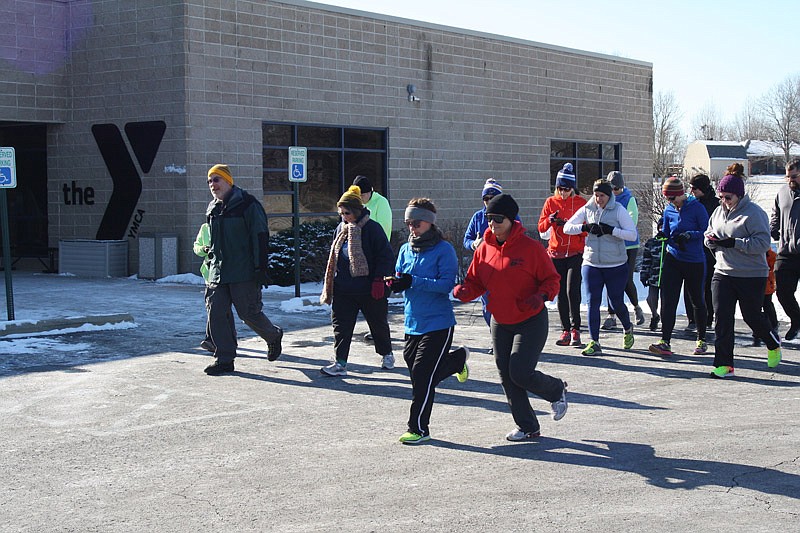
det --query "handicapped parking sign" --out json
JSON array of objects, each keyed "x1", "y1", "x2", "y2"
[
  {"x1": 0, "y1": 147, "x2": 16, "y2": 188},
  {"x1": 288, "y1": 146, "x2": 307, "y2": 183}
]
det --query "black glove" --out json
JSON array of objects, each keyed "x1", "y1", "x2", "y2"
[
  {"x1": 580, "y1": 223, "x2": 592, "y2": 233},
  {"x1": 548, "y1": 211, "x2": 565, "y2": 226},
  {"x1": 387, "y1": 273, "x2": 412, "y2": 293},
  {"x1": 716, "y1": 238, "x2": 736, "y2": 248},
  {"x1": 589, "y1": 224, "x2": 605, "y2": 236},
  {"x1": 599, "y1": 223, "x2": 615, "y2": 235},
  {"x1": 255, "y1": 269, "x2": 270, "y2": 289},
  {"x1": 655, "y1": 231, "x2": 667, "y2": 240},
  {"x1": 674, "y1": 232, "x2": 690, "y2": 245}
]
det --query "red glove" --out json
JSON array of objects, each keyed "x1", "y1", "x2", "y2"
[
  {"x1": 453, "y1": 284, "x2": 470, "y2": 302},
  {"x1": 371, "y1": 278, "x2": 387, "y2": 300}
]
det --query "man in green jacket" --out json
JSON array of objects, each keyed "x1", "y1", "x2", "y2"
[{"x1": 203, "y1": 164, "x2": 284, "y2": 375}]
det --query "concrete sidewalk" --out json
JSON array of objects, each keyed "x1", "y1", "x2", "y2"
[{"x1": 1, "y1": 273, "x2": 799, "y2": 531}]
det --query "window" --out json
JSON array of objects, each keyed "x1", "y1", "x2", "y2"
[
  {"x1": 550, "y1": 141, "x2": 621, "y2": 195},
  {"x1": 262, "y1": 122, "x2": 388, "y2": 230}
]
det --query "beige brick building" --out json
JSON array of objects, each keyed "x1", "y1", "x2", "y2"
[{"x1": 0, "y1": 0, "x2": 652, "y2": 276}]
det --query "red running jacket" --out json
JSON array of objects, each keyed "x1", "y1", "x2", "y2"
[
  {"x1": 456, "y1": 222, "x2": 561, "y2": 325},
  {"x1": 537, "y1": 193, "x2": 587, "y2": 259}
]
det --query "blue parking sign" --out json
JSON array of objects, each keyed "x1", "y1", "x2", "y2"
[{"x1": 0, "y1": 147, "x2": 15, "y2": 188}]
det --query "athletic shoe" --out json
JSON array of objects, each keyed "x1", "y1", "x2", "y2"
[
  {"x1": 648, "y1": 340, "x2": 673, "y2": 357},
  {"x1": 321, "y1": 361, "x2": 347, "y2": 376},
  {"x1": 571, "y1": 328, "x2": 582, "y2": 346},
  {"x1": 200, "y1": 340, "x2": 216, "y2": 353},
  {"x1": 623, "y1": 328, "x2": 634, "y2": 349},
  {"x1": 381, "y1": 352, "x2": 395, "y2": 370},
  {"x1": 785, "y1": 325, "x2": 800, "y2": 341},
  {"x1": 551, "y1": 381, "x2": 568, "y2": 421},
  {"x1": 601, "y1": 316, "x2": 617, "y2": 330},
  {"x1": 505, "y1": 429, "x2": 541, "y2": 441},
  {"x1": 581, "y1": 340, "x2": 602, "y2": 356},
  {"x1": 710, "y1": 365, "x2": 734, "y2": 378},
  {"x1": 649, "y1": 314, "x2": 660, "y2": 332},
  {"x1": 684, "y1": 322, "x2": 697, "y2": 333},
  {"x1": 555, "y1": 330, "x2": 571, "y2": 346},
  {"x1": 634, "y1": 306, "x2": 646, "y2": 326},
  {"x1": 363, "y1": 332, "x2": 374, "y2": 344},
  {"x1": 267, "y1": 326, "x2": 283, "y2": 361},
  {"x1": 767, "y1": 347, "x2": 782, "y2": 368},
  {"x1": 454, "y1": 346, "x2": 470, "y2": 383},
  {"x1": 204, "y1": 360, "x2": 234, "y2": 375},
  {"x1": 399, "y1": 431, "x2": 431, "y2": 445},
  {"x1": 694, "y1": 340, "x2": 708, "y2": 355}
]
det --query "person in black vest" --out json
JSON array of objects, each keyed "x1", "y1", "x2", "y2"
[{"x1": 202, "y1": 164, "x2": 284, "y2": 375}]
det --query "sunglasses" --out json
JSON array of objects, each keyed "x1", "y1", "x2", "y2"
[
  {"x1": 338, "y1": 210, "x2": 352, "y2": 216},
  {"x1": 718, "y1": 194, "x2": 734, "y2": 201},
  {"x1": 612, "y1": 187, "x2": 622, "y2": 191},
  {"x1": 486, "y1": 214, "x2": 506, "y2": 224},
  {"x1": 482, "y1": 195, "x2": 496, "y2": 202},
  {"x1": 788, "y1": 173, "x2": 800, "y2": 180},
  {"x1": 666, "y1": 196, "x2": 676, "y2": 202},
  {"x1": 405, "y1": 220, "x2": 423, "y2": 229},
  {"x1": 556, "y1": 186, "x2": 572, "y2": 192},
  {"x1": 207, "y1": 176, "x2": 221, "y2": 184}
]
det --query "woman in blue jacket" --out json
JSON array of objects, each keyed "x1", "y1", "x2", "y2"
[
  {"x1": 388, "y1": 198, "x2": 469, "y2": 445},
  {"x1": 648, "y1": 178, "x2": 709, "y2": 357}
]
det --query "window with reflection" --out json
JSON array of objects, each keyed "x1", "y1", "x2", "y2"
[
  {"x1": 262, "y1": 122, "x2": 388, "y2": 230},
  {"x1": 550, "y1": 140, "x2": 621, "y2": 195}
]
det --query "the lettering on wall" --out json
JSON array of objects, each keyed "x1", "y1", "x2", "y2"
[
  {"x1": 62, "y1": 180, "x2": 95, "y2": 205},
  {"x1": 90, "y1": 120, "x2": 166, "y2": 240}
]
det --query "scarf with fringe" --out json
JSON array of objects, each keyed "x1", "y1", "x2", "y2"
[{"x1": 320, "y1": 214, "x2": 371, "y2": 304}]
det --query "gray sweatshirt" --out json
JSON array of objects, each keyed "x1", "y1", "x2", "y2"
[
  {"x1": 705, "y1": 195, "x2": 770, "y2": 278},
  {"x1": 769, "y1": 184, "x2": 800, "y2": 255}
]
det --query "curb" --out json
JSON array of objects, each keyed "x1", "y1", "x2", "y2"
[{"x1": 0, "y1": 313, "x2": 135, "y2": 337}]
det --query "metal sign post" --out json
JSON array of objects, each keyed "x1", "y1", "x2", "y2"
[
  {"x1": 0, "y1": 147, "x2": 17, "y2": 321},
  {"x1": 288, "y1": 147, "x2": 307, "y2": 298}
]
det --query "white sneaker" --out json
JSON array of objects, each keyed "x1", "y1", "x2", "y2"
[
  {"x1": 381, "y1": 353, "x2": 395, "y2": 370},
  {"x1": 321, "y1": 361, "x2": 347, "y2": 376},
  {"x1": 505, "y1": 428, "x2": 541, "y2": 441},
  {"x1": 551, "y1": 381, "x2": 568, "y2": 421}
]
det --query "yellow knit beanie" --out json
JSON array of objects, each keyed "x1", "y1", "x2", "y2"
[
  {"x1": 208, "y1": 164, "x2": 234, "y2": 186},
  {"x1": 337, "y1": 185, "x2": 363, "y2": 211}
]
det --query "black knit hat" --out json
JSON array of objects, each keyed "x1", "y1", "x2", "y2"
[
  {"x1": 353, "y1": 175, "x2": 373, "y2": 194},
  {"x1": 485, "y1": 193, "x2": 519, "y2": 221}
]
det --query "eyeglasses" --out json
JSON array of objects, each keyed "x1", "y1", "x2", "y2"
[
  {"x1": 666, "y1": 196, "x2": 676, "y2": 202},
  {"x1": 612, "y1": 187, "x2": 622, "y2": 191},
  {"x1": 338, "y1": 210, "x2": 351, "y2": 216},
  {"x1": 207, "y1": 177, "x2": 220, "y2": 184},
  {"x1": 482, "y1": 195, "x2": 496, "y2": 202},
  {"x1": 719, "y1": 194, "x2": 734, "y2": 201},
  {"x1": 486, "y1": 214, "x2": 506, "y2": 224},
  {"x1": 556, "y1": 186, "x2": 572, "y2": 192},
  {"x1": 405, "y1": 220, "x2": 423, "y2": 229}
]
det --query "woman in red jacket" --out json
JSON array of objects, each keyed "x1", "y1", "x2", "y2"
[
  {"x1": 537, "y1": 163, "x2": 587, "y2": 347},
  {"x1": 454, "y1": 194, "x2": 568, "y2": 441}
]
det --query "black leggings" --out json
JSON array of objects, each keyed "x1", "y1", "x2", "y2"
[
  {"x1": 552, "y1": 254, "x2": 582, "y2": 331},
  {"x1": 659, "y1": 253, "x2": 706, "y2": 343}
]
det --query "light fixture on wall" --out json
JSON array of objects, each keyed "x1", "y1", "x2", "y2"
[{"x1": 407, "y1": 84, "x2": 420, "y2": 102}]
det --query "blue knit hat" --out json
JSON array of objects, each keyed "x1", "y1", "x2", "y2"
[
  {"x1": 556, "y1": 163, "x2": 577, "y2": 189},
  {"x1": 481, "y1": 178, "x2": 503, "y2": 198}
]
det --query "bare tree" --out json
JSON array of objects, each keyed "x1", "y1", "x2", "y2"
[
  {"x1": 732, "y1": 98, "x2": 768, "y2": 141},
  {"x1": 653, "y1": 91, "x2": 686, "y2": 179},
  {"x1": 630, "y1": 179, "x2": 668, "y2": 238},
  {"x1": 758, "y1": 74, "x2": 800, "y2": 163},
  {"x1": 690, "y1": 103, "x2": 733, "y2": 141}
]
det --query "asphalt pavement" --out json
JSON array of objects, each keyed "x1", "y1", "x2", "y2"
[{"x1": 1, "y1": 272, "x2": 798, "y2": 532}]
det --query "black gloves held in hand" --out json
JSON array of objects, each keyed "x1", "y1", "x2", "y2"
[
  {"x1": 387, "y1": 273, "x2": 412, "y2": 293},
  {"x1": 715, "y1": 237, "x2": 736, "y2": 248},
  {"x1": 598, "y1": 223, "x2": 615, "y2": 235}
]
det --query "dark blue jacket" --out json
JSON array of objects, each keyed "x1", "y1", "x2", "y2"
[{"x1": 333, "y1": 210, "x2": 394, "y2": 294}]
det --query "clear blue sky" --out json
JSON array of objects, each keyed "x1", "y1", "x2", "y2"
[{"x1": 316, "y1": 0, "x2": 798, "y2": 137}]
